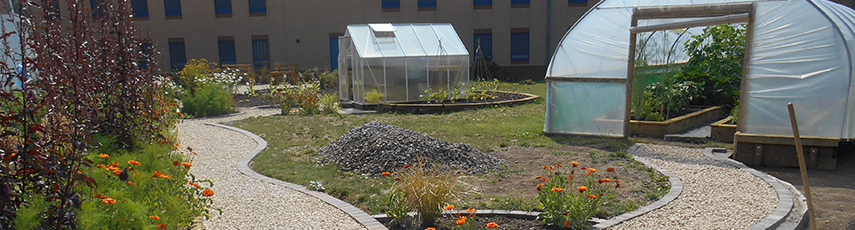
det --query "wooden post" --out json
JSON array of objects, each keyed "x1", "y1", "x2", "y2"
[{"x1": 787, "y1": 103, "x2": 817, "y2": 230}]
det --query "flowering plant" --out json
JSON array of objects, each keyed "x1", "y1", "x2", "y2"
[{"x1": 535, "y1": 163, "x2": 621, "y2": 229}]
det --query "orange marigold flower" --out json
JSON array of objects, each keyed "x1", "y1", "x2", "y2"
[
  {"x1": 456, "y1": 218, "x2": 466, "y2": 225},
  {"x1": 614, "y1": 179, "x2": 620, "y2": 183},
  {"x1": 551, "y1": 187, "x2": 564, "y2": 192},
  {"x1": 536, "y1": 183, "x2": 544, "y2": 191},
  {"x1": 202, "y1": 189, "x2": 214, "y2": 197},
  {"x1": 540, "y1": 178, "x2": 548, "y2": 182},
  {"x1": 173, "y1": 161, "x2": 180, "y2": 166},
  {"x1": 152, "y1": 171, "x2": 161, "y2": 177},
  {"x1": 156, "y1": 223, "x2": 166, "y2": 229},
  {"x1": 181, "y1": 162, "x2": 193, "y2": 168},
  {"x1": 425, "y1": 228, "x2": 436, "y2": 230},
  {"x1": 486, "y1": 222, "x2": 499, "y2": 228},
  {"x1": 395, "y1": 177, "x2": 401, "y2": 181},
  {"x1": 588, "y1": 194, "x2": 598, "y2": 199},
  {"x1": 189, "y1": 182, "x2": 201, "y2": 188},
  {"x1": 128, "y1": 160, "x2": 141, "y2": 166},
  {"x1": 150, "y1": 216, "x2": 160, "y2": 220},
  {"x1": 570, "y1": 161, "x2": 579, "y2": 167},
  {"x1": 98, "y1": 153, "x2": 109, "y2": 158},
  {"x1": 565, "y1": 220, "x2": 571, "y2": 227},
  {"x1": 588, "y1": 168, "x2": 596, "y2": 173},
  {"x1": 112, "y1": 169, "x2": 122, "y2": 176},
  {"x1": 102, "y1": 198, "x2": 117, "y2": 204},
  {"x1": 444, "y1": 205, "x2": 454, "y2": 210},
  {"x1": 110, "y1": 162, "x2": 120, "y2": 167},
  {"x1": 607, "y1": 168, "x2": 615, "y2": 172},
  {"x1": 555, "y1": 163, "x2": 562, "y2": 167},
  {"x1": 159, "y1": 174, "x2": 172, "y2": 179},
  {"x1": 94, "y1": 194, "x2": 106, "y2": 199},
  {"x1": 466, "y1": 208, "x2": 476, "y2": 213},
  {"x1": 616, "y1": 183, "x2": 621, "y2": 188},
  {"x1": 128, "y1": 181, "x2": 136, "y2": 186},
  {"x1": 95, "y1": 164, "x2": 105, "y2": 168},
  {"x1": 577, "y1": 186, "x2": 588, "y2": 193},
  {"x1": 580, "y1": 166, "x2": 586, "y2": 170},
  {"x1": 381, "y1": 172, "x2": 391, "y2": 176},
  {"x1": 568, "y1": 175, "x2": 574, "y2": 179},
  {"x1": 599, "y1": 178, "x2": 612, "y2": 184},
  {"x1": 547, "y1": 166, "x2": 554, "y2": 170},
  {"x1": 404, "y1": 164, "x2": 413, "y2": 168},
  {"x1": 535, "y1": 176, "x2": 542, "y2": 179},
  {"x1": 587, "y1": 172, "x2": 591, "y2": 176}
]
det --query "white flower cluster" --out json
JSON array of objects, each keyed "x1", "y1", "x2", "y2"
[{"x1": 199, "y1": 68, "x2": 244, "y2": 93}]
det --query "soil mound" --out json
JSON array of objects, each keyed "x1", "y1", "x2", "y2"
[{"x1": 319, "y1": 122, "x2": 504, "y2": 175}]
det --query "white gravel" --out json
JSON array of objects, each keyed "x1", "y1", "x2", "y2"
[
  {"x1": 177, "y1": 108, "x2": 366, "y2": 230},
  {"x1": 610, "y1": 144, "x2": 778, "y2": 230}
]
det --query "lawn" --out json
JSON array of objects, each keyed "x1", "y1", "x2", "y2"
[{"x1": 231, "y1": 81, "x2": 667, "y2": 216}]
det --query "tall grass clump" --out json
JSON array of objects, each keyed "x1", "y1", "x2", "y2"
[{"x1": 387, "y1": 163, "x2": 458, "y2": 226}]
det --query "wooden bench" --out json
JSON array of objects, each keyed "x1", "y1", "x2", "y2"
[{"x1": 270, "y1": 62, "x2": 299, "y2": 85}]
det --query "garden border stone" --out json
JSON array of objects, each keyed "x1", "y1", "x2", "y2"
[{"x1": 204, "y1": 122, "x2": 388, "y2": 230}]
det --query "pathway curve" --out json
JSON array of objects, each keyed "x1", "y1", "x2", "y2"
[
  {"x1": 177, "y1": 108, "x2": 366, "y2": 229},
  {"x1": 610, "y1": 144, "x2": 780, "y2": 229}
]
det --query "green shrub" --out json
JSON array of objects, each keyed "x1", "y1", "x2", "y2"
[
  {"x1": 320, "y1": 93, "x2": 339, "y2": 114},
  {"x1": 364, "y1": 90, "x2": 384, "y2": 103},
  {"x1": 182, "y1": 83, "x2": 234, "y2": 117},
  {"x1": 677, "y1": 24, "x2": 746, "y2": 106}
]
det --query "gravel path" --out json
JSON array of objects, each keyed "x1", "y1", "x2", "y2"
[
  {"x1": 610, "y1": 144, "x2": 778, "y2": 230},
  {"x1": 177, "y1": 108, "x2": 366, "y2": 230}
]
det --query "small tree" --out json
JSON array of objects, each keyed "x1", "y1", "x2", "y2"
[{"x1": 677, "y1": 24, "x2": 746, "y2": 106}]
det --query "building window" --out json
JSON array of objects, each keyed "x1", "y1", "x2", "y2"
[
  {"x1": 168, "y1": 38, "x2": 186, "y2": 70},
  {"x1": 511, "y1": 0, "x2": 530, "y2": 8},
  {"x1": 511, "y1": 28, "x2": 529, "y2": 63},
  {"x1": 215, "y1": 0, "x2": 232, "y2": 16},
  {"x1": 248, "y1": 0, "x2": 265, "y2": 16},
  {"x1": 382, "y1": 0, "x2": 400, "y2": 12},
  {"x1": 252, "y1": 36, "x2": 270, "y2": 68},
  {"x1": 47, "y1": 0, "x2": 60, "y2": 20},
  {"x1": 568, "y1": 0, "x2": 586, "y2": 6},
  {"x1": 473, "y1": 30, "x2": 492, "y2": 61},
  {"x1": 418, "y1": 0, "x2": 436, "y2": 11},
  {"x1": 218, "y1": 37, "x2": 237, "y2": 65},
  {"x1": 330, "y1": 33, "x2": 343, "y2": 70},
  {"x1": 90, "y1": 0, "x2": 103, "y2": 18},
  {"x1": 139, "y1": 42, "x2": 151, "y2": 69},
  {"x1": 131, "y1": 0, "x2": 149, "y2": 19},
  {"x1": 473, "y1": 0, "x2": 491, "y2": 9},
  {"x1": 164, "y1": 0, "x2": 181, "y2": 18}
]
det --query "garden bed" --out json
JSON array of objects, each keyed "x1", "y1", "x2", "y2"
[
  {"x1": 375, "y1": 91, "x2": 540, "y2": 114},
  {"x1": 710, "y1": 117, "x2": 737, "y2": 143},
  {"x1": 733, "y1": 132, "x2": 841, "y2": 170},
  {"x1": 630, "y1": 106, "x2": 728, "y2": 139}
]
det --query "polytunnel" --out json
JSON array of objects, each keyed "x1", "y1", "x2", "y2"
[
  {"x1": 338, "y1": 23, "x2": 470, "y2": 105},
  {"x1": 544, "y1": 0, "x2": 855, "y2": 141}
]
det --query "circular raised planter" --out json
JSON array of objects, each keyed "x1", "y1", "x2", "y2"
[{"x1": 376, "y1": 91, "x2": 540, "y2": 114}]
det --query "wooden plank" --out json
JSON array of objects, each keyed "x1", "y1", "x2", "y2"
[
  {"x1": 544, "y1": 76, "x2": 627, "y2": 83},
  {"x1": 734, "y1": 132, "x2": 840, "y2": 147},
  {"x1": 630, "y1": 14, "x2": 749, "y2": 33},
  {"x1": 737, "y1": 6, "x2": 756, "y2": 132},
  {"x1": 625, "y1": 15, "x2": 638, "y2": 138},
  {"x1": 633, "y1": 3, "x2": 753, "y2": 19}
]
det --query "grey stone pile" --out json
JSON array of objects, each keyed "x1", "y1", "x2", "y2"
[{"x1": 319, "y1": 121, "x2": 504, "y2": 175}]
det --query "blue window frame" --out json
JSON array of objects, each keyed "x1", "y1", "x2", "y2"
[
  {"x1": 140, "y1": 42, "x2": 151, "y2": 69},
  {"x1": 168, "y1": 40, "x2": 186, "y2": 70},
  {"x1": 512, "y1": 0, "x2": 530, "y2": 4},
  {"x1": 131, "y1": 0, "x2": 149, "y2": 18},
  {"x1": 329, "y1": 37, "x2": 339, "y2": 70},
  {"x1": 511, "y1": 31, "x2": 529, "y2": 61},
  {"x1": 473, "y1": 0, "x2": 492, "y2": 6},
  {"x1": 47, "y1": 0, "x2": 60, "y2": 20},
  {"x1": 249, "y1": 0, "x2": 266, "y2": 14},
  {"x1": 252, "y1": 38, "x2": 270, "y2": 67},
  {"x1": 218, "y1": 40, "x2": 236, "y2": 65},
  {"x1": 418, "y1": 0, "x2": 436, "y2": 8},
  {"x1": 473, "y1": 32, "x2": 492, "y2": 61},
  {"x1": 382, "y1": 0, "x2": 400, "y2": 10},
  {"x1": 164, "y1": 0, "x2": 181, "y2": 17},
  {"x1": 215, "y1": 0, "x2": 232, "y2": 15},
  {"x1": 569, "y1": 0, "x2": 586, "y2": 4}
]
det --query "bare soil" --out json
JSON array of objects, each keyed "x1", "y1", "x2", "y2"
[{"x1": 757, "y1": 153, "x2": 855, "y2": 230}]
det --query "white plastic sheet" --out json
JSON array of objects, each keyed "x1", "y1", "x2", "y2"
[{"x1": 546, "y1": 0, "x2": 855, "y2": 139}]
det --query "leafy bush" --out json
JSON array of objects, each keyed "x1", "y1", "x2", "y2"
[
  {"x1": 467, "y1": 79, "x2": 499, "y2": 101},
  {"x1": 364, "y1": 89, "x2": 384, "y2": 103},
  {"x1": 320, "y1": 93, "x2": 339, "y2": 114},
  {"x1": 182, "y1": 83, "x2": 234, "y2": 117},
  {"x1": 421, "y1": 88, "x2": 450, "y2": 103},
  {"x1": 635, "y1": 79, "x2": 699, "y2": 121},
  {"x1": 178, "y1": 59, "x2": 219, "y2": 94},
  {"x1": 270, "y1": 82, "x2": 322, "y2": 115},
  {"x1": 535, "y1": 163, "x2": 620, "y2": 229},
  {"x1": 677, "y1": 24, "x2": 746, "y2": 106}
]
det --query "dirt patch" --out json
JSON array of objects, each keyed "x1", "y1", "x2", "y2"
[{"x1": 757, "y1": 153, "x2": 855, "y2": 229}]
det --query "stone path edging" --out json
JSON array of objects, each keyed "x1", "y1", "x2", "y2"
[
  {"x1": 591, "y1": 145, "x2": 684, "y2": 229},
  {"x1": 204, "y1": 123, "x2": 387, "y2": 230},
  {"x1": 701, "y1": 148, "x2": 801, "y2": 230}
]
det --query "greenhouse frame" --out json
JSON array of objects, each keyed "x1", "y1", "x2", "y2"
[
  {"x1": 338, "y1": 23, "x2": 470, "y2": 105},
  {"x1": 545, "y1": 0, "x2": 855, "y2": 142}
]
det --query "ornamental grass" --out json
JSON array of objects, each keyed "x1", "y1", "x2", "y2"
[{"x1": 389, "y1": 161, "x2": 459, "y2": 226}]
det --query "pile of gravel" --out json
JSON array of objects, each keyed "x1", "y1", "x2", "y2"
[{"x1": 319, "y1": 121, "x2": 504, "y2": 175}]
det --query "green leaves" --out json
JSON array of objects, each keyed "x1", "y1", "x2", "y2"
[{"x1": 678, "y1": 24, "x2": 746, "y2": 106}]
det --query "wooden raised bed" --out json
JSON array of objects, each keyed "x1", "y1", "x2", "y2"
[
  {"x1": 630, "y1": 106, "x2": 728, "y2": 139},
  {"x1": 710, "y1": 117, "x2": 737, "y2": 143},
  {"x1": 375, "y1": 91, "x2": 540, "y2": 114},
  {"x1": 733, "y1": 132, "x2": 840, "y2": 170}
]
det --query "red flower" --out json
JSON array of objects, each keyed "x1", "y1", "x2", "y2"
[
  {"x1": 403, "y1": 164, "x2": 413, "y2": 168},
  {"x1": 156, "y1": 223, "x2": 166, "y2": 229},
  {"x1": 128, "y1": 160, "x2": 141, "y2": 166},
  {"x1": 189, "y1": 182, "x2": 201, "y2": 188},
  {"x1": 202, "y1": 189, "x2": 214, "y2": 197},
  {"x1": 181, "y1": 162, "x2": 193, "y2": 168},
  {"x1": 607, "y1": 168, "x2": 615, "y2": 172},
  {"x1": 540, "y1": 178, "x2": 549, "y2": 182},
  {"x1": 588, "y1": 194, "x2": 597, "y2": 199},
  {"x1": 565, "y1": 220, "x2": 571, "y2": 227},
  {"x1": 555, "y1": 163, "x2": 562, "y2": 167},
  {"x1": 536, "y1": 183, "x2": 544, "y2": 191},
  {"x1": 580, "y1": 166, "x2": 587, "y2": 170},
  {"x1": 173, "y1": 161, "x2": 180, "y2": 166},
  {"x1": 150, "y1": 216, "x2": 161, "y2": 220},
  {"x1": 535, "y1": 176, "x2": 542, "y2": 179},
  {"x1": 567, "y1": 175, "x2": 574, "y2": 179}
]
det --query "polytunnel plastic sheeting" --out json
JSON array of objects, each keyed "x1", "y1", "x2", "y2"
[
  {"x1": 742, "y1": 1, "x2": 851, "y2": 138},
  {"x1": 546, "y1": 0, "x2": 855, "y2": 139},
  {"x1": 545, "y1": 81, "x2": 626, "y2": 137}
]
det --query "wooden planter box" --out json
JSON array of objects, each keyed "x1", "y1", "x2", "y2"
[
  {"x1": 710, "y1": 117, "x2": 737, "y2": 143},
  {"x1": 630, "y1": 106, "x2": 728, "y2": 139},
  {"x1": 376, "y1": 91, "x2": 540, "y2": 114},
  {"x1": 733, "y1": 132, "x2": 840, "y2": 170}
]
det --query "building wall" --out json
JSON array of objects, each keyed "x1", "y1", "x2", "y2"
[{"x1": 132, "y1": 0, "x2": 594, "y2": 78}]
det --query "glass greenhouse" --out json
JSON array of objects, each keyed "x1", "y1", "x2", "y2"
[
  {"x1": 338, "y1": 23, "x2": 470, "y2": 105},
  {"x1": 545, "y1": 0, "x2": 855, "y2": 140}
]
